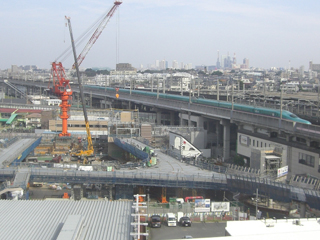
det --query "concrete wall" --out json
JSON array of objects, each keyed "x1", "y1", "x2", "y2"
[
  {"x1": 291, "y1": 147, "x2": 319, "y2": 178},
  {"x1": 191, "y1": 130, "x2": 207, "y2": 149},
  {"x1": 238, "y1": 132, "x2": 320, "y2": 178}
]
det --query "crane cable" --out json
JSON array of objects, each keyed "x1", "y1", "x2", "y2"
[
  {"x1": 116, "y1": 5, "x2": 120, "y2": 64},
  {"x1": 55, "y1": 7, "x2": 111, "y2": 64}
]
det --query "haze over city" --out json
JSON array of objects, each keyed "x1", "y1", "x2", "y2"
[{"x1": 1, "y1": 0, "x2": 320, "y2": 70}]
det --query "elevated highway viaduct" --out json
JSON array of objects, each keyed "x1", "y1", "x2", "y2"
[{"x1": 2, "y1": 79, "x2": 320, "y2": 179}]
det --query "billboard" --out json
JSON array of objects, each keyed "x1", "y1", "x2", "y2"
[
  {"x1": 194, "y1": 199, "x2": 211, "y2": 212},
  {"x1": 277, "y1": 165, "x2": 288, "y2": 178},
  {"x1": 239, "y1": 135, "x2": 250, "y2": 146},
  {"x1": 211, "y1": 202, "x2": 230, "y2": 212}
]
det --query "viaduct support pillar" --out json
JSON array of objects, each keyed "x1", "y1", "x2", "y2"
[
  {"x1": 156, "y1": 110, "x2": 161, "y2": 125},
  {"x1": 221, "y1": 119, "x2": 230, "y2": 161},
  {"x1": 300, "y1": 202, "x2": 306, "y2": 218},
  {"x1": 170, "y1": 111, "x2": 175, "y2": 125}
]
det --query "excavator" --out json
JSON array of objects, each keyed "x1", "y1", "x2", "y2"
[{"x1": 66, "y1": 16, "x2": 94, "y2": 163}]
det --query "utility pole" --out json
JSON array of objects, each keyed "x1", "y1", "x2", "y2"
[
  {"x1": 163, "y1": 77, "x2": 165, "y2": 94},
  {"x1": 232, "y1": 83, "x2": 234, "y2": 111},
  {"x1": 255, "y1": 188, "x2": 259, "y2": 219},
  {"x1": 151, "y1": 76, "x2": 154, "y2": 92},
  {"x1": 157, "y1": 77, "x2": 159, "y2": 99},
  {"x1": 280, "y1": 88, "x2": 283, "y2": 120},
  {"x1": 217, "y1": 79, "x2": 220, "y2": 101}
]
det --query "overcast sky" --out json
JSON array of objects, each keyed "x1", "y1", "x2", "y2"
[{"x1": 1, "y1": 0, "x2": 320, "y2": 70}]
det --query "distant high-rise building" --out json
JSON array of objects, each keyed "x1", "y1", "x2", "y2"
[
  {"x1": 116, "y1": 63, "x2": 136, "y2": 71},
  {"x1": 299, "y1": 65, "x2": 304, "y2": 79},
  {"x1": 242, "y1": 58, "x2": 249, "y2": 69},
  {"x1": 11, "y1": 65, "x2": 20, "y2": 73},
  {"x1": 155, "y1": 60, "x2": 160, "y2": 69},
  {"x1": 309, "y1": 61, "x2": 320, "y2": 72},
  {"x1": 216, "y1": 50, "x2": 220, "y2": 69},
  {"x1": 233, "y1": 53, "x2": 237, "y2": 65},
  {"x1": 159, "y1": 59, "x2": 167, "y2": 70},
  {"x1": 172, "y1": 60, "x2": 179, "y2": 69},
  {"x1": 181, "y1": 62, "x2": 184, "y2": 69}
]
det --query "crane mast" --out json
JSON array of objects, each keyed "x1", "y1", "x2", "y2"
[
  {"x1": 66, "y1": 16, "x2": 93, "y2": 157},
  {"x1": 49, "y1": 1, "x2": 122, "y2": 138},
  {"x1": 74, "y1": 1, "x2": 122, "y2": 68},
  {"x1": 49, "y1": 62, "x2": 73, "y2": 137}
]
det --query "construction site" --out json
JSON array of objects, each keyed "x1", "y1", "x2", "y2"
[{"x1": 2, "y1": 1, "x2": 320, "y2": 240}]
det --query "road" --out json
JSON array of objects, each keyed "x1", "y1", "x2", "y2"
[{"x1": 150, "y1": 222, "x2": 226, "y2": 240}]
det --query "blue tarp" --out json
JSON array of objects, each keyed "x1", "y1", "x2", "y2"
[{"x1": 114, "y1": 138, "x2": 148, "y2": 161}]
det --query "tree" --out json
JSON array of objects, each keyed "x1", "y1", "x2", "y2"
[
  {"x1": 84, "y1": 68, "x2": 109, "y2": 77},
  {"x1": 211, "y1": 71, "x2": 223, "y2": 76},
  {"x1": 233, "y1": 155, "x2": 245, "y2": 166},
  {"x1": 239, "y1": 80, "x2": 244, "y2": 90}
]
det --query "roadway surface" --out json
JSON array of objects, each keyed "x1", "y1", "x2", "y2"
[{"x1": 151, "y1": 222, "x2": 226, "y2": 240}]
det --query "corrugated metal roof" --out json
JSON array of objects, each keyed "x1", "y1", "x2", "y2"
[{"x1": 0, "y1": 199, "x2": 132, "y2": 240}]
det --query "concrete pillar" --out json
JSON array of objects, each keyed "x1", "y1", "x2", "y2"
[
  {"x1": 170, "y1": 111, "x2": 175, "y2": 125},
  {"x1": 221, "y1": 119, "x2": 230, "y2": 161},
  {"x1": 300, "y1": 202, "x2": 306, "y2": 218},
  {"x1": 306, "y1": 139, "x2": 311, "y2": 147},
  {"x1": 180, "y1": 113, "x2": 183, "y2": 126},
  {"x1": 156, "y1": 110, "x2": 161, "y2": 125},
  {"x1": 286, "y1": 135, "x2": 291, "y2": 142},
  {"x1": 188, "y1": 112, "x2": 191, "y2": 127}
]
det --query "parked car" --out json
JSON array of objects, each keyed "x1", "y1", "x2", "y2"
[
  {"x1": 150, "y1": 215, "x2": 161, "y2": 228},
  {"x1": 179, "y1": 216, "x2": 191, "y2": 227}
]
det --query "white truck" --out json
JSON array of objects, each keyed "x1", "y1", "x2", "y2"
[{"x1": 166, "y1": 213, "x2": 177, "y2": 227}]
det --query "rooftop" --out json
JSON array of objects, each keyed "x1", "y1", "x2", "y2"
[{"x1": 0, "y1": 199, "x2": 132, "y2": 240}]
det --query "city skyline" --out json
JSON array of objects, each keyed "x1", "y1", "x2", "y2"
[{"x1": 1, "y1": 0, "x2": 320, "y2": 71}]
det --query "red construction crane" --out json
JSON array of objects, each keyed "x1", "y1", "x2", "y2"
[
  {"x1": 49, "y1": 62, "x2": 73, "y2": 137},
  {"x1": 49, "y1": 1, "x2": 122, "y2": 137}
]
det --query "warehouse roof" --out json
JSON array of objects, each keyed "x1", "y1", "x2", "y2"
[{"x1": 0, "y1": 199, "x2": 132, "y2": 240}]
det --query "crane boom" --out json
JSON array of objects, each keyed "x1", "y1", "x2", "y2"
[
  {"x1": 74, "y1": 1, "x2": 122, "y2": 68},
  {"x1": 66, "y1": 16, "x2": 93, "y2": 157}
]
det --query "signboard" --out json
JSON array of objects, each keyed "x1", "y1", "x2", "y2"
[
  {"x1": 240, "y1": 135, "x2": 249, "y2": 146},
  {"x1": 277, "y1": 165, "x2": 288, "y2": 178},
  {"x1": 194, "y1": 199, "x2": 211, "y2": 212},
  {"x1": 211, "y1": 202, "x2": 230, "y2": 212}
]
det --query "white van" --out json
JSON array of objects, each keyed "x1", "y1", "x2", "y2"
[{"x1": 166, "y1": 213, "x2": 176, "y2": 227}]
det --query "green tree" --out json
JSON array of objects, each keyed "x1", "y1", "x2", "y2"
[
  {"x1": 233, "y1": 155, "x2": 245, "y2": 166},
  {"x1": 211, "y1": 71, "x2": 223, "y2": 76},
  {"x1": 239, "y1": 80, "x2": 244, "y2": 90}
]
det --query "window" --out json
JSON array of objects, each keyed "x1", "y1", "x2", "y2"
[
  {"x1": 299, "y1": 153, "x2": 315, "y2": 168},
  {"x1": 253, "y1": 140, "x2": 255, "y2": 146},
  {"x1": 257, "y1": 141, "x2": 259, "y2": 147}
]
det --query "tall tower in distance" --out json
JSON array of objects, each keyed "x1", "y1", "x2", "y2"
[
  {"x1": 243, "y1": 58, "x2": 249, "y2": 69},
  {"x1": 233, "y1": 53, "x2": 237, "y2": 65},
  {"x1": 216, "y1": 50, "x2": 221, "y2": 69}
]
